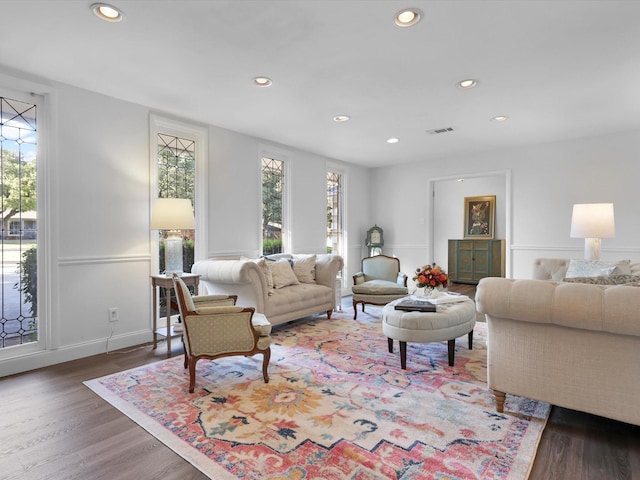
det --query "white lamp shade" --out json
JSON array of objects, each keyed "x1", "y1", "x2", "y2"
[
  {"x1": 150, "y1": 198, "x2": 195, "y2": 230},
  {"x1": 570, "y1": 203, "x2": 615, "y2": 238}
]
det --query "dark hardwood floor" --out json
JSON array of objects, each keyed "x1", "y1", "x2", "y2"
[{"x1": 1, "y1": 284, "x2": 638, "y2": 479}]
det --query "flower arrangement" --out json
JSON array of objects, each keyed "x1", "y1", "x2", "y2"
[{"x1": 413, "y1": 263, "x2": 448, "y2": 289}]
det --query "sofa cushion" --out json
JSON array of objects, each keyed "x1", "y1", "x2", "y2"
[
  {"x1": 267, "y1": 283, "x2": 332, "y2": 312},
  {"x1": 269, "y1": 260, "x2": 300, "y2": 289},
  {"x1": 565, "y1": 259, "x2": 631, "y2": 278},
  {"x1": 292, "y1": 254, "x2": 316, "y2": 284},
  {"x1": 352, "y1": 279, "x2": 407, "y2": 295}
]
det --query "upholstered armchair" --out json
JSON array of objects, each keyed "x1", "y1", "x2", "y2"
[
  {"x1": 352, "y1": 255, "x2": 408, "y2": 319},
  {"x1": 178, "y1": 292, "x2": 238, "y2": 369},
  {"x1": 173, "y1": 274, "x2": 272, "y2": 393}
]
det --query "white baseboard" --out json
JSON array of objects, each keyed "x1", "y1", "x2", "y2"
[{"x1": 0, "y1": 330, "x2": 151, "y2": 378}]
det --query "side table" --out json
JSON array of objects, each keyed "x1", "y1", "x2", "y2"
[{"x1": 151, "y1": 273, "x2": 200, "y2": 357}]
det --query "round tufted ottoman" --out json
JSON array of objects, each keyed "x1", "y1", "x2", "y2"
[{"x1": 382, "y1": 296, "x2": 476, "y2": 369}]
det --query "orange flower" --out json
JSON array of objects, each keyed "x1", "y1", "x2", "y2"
[{"x1": 412, "y1": 262, "x2": 449, "y2": 288}]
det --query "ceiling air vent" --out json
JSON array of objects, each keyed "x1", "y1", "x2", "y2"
[{"x1": 426, "y1": 127, "x2": 454, "y2": 135}]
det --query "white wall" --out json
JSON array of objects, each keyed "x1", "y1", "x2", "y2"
[
  {"x1": 371, "y1": 130, "x2": 640, "y2": 286},
  {"x1": 0, "y1": 69, "x2": 370, "y2": 376}
]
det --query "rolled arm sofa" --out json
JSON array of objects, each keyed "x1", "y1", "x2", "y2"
[
  {"x1": 191, "y1": 254, "x2": 344, "y2": 326},
  {"x1": 476, "y1": 259, "x2": 640, "y2": 426}
]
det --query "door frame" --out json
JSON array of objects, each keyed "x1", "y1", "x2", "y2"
[{"x1": 427, "y1": 169, "x2": 512, "y2": 279}]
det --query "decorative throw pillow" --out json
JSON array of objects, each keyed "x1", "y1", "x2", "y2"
[
  {"x1": 254, "y1": 257, "x2": 274, "y2": 290},
  {"x1": 293, "y1": 255, "x2": 317, "y2": 284},
  {"x1": 562, "y1": 274, "x2": 640, "y2": 285},
  {"x1": 269, "y1": 260, "x2": 300, "y2": 289},
  {"x1": 241, "y1": 257, "x2": 274, "y2": 290},
  {"x1": 613, "y1": 260, "x2": 632, "y2": 275},
  {"x1": 565, "y1": 259, "x2": 627, "y2": 278}
]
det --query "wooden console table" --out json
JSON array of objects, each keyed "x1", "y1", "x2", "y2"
[{"x1": 151, "y1": 273, "x2": 200, "y2": 357}]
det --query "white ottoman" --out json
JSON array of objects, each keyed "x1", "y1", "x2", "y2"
[{"x1": 382, "y1": 296, "x2": 476, "y2": 369}]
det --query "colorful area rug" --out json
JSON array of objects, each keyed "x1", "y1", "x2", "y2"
[{"x1": 85, "y1": 309, "x2": 549, "y2": 479}]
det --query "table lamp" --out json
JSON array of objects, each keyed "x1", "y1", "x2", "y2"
[
  {"x1": 570, "y1": 203, "x2": 615, "y2": 261},
  {"x1": 150, "y1": 198, "x2": 195, "y2": 275}
]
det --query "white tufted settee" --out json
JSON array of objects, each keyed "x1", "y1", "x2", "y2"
[
  {"x1": 476, "y1": 258, "x2": 640, "y2": 426},
  {"x1": 191, "y1": 254, "x2": 344, "y2": 326}
]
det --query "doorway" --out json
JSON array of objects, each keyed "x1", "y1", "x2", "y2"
[{"x1": 428, "y1": 170, "x2": 511, "y2": 279}]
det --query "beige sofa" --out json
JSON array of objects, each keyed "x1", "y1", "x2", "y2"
[
  {"x1": 191, "y1": 254, "x2": 343, "y2": 326},
  {"x1": 476, "y1": 260, "x2": 640, "y2": 426}
]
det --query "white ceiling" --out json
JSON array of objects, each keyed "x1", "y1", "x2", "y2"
[{"x1": 2, "y1": 0, "x2": 640, "y2": 168}]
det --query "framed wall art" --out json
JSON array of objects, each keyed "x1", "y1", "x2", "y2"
[{"x1": 464, "y1": 195, "x2": 496, "y2": 239}]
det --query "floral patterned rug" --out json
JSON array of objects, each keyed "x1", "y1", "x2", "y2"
[{"x1": 85, "y1": 310, "x2": 549, "y2": 479}]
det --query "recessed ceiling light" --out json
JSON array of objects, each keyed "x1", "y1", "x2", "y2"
[
  {"x1": 333, "y1": 115, "x2": 350, "y2": 122},
  {"x1": 254, "y1": 77, "x2": 272, "y2": 87},
  {"x1": 387, "y1": 137, "x2": 399, "y2": 144},
  {"x1": 91, "y1": 3, "x2": 124, "y2": 22},
  {"x1": 457, "y1": 79, "x2": 478, "y2": 89},
  {"x1": 395, "y1": 9, "x2": 422, "y2": 27},
  {"x1": 491, "y1": 115, "x2": 509, "y2": 122}
]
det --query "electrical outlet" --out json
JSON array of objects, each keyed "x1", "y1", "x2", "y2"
[{"x1": 108, "y1": 307, "x2": 119, "y2": 323}]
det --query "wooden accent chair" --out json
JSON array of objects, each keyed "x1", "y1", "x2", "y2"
[
  {"x1": 179, "y1": 292, "x2": 238, "y2": 369},
  {"x1": 352, "y1": 255, "x2": 408, "y2": 319},
  {"x1": 172, "y1": 274, "x2": 272, "y2": 393}
]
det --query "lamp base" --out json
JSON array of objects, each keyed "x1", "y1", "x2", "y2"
[
  {"x1": 164, "y1": 232, "x2": 183, "y2": 275},
  {"x1": 584, "y1": 237, "x2": 601, "y2": 262}
]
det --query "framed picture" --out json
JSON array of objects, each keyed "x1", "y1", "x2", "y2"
[{"x1": 464, "y1": 196, "x2": 496, "y2": 239}]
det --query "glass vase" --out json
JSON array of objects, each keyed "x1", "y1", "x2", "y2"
[{"x1": 423, "y1": 286, "x2": 437, "y2": 298}]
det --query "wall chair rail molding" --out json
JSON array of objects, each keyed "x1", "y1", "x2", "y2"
[
  {"x1": 57, "y1": 254, "x2": 151, "y2": 266},
  {"x1": 511, "y1": 244, "x2": 640, "y2": 256}
]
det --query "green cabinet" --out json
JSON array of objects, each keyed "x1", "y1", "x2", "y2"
[{"x1": 448, "y1": 239, "x2": 505, "y2": 284}]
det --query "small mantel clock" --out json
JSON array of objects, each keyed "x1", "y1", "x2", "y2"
[{"x1": 366, "y1": 224, "x2": 384, "y2": 256}]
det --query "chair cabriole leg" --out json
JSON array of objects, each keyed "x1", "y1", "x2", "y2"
[
  {"x1": 188, "y1": 357, "x2": 197, "y2": 393},
  {"x1": 262, "y1": 348, "x2": 271, "y2": 383}
]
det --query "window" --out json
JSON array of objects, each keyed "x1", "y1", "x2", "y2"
[
  {"x1": 150, "y1": 115, "x2": 207, "y2": 277},
  {"x1": 262, "y1": 157, "x2": 284, "y2": 255},
  {"x1": 156, "y1": 133, "x2": 196, "y2": 272},
  {"x1": 9, "y1": 220, "x2": 21, "y2": 236},
  {"x1": 326, "y1": 170, "x2": 343, "y2": 255},
  {"x1": 0, "y1": 95, "x2": 38, "y2": 349}
]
